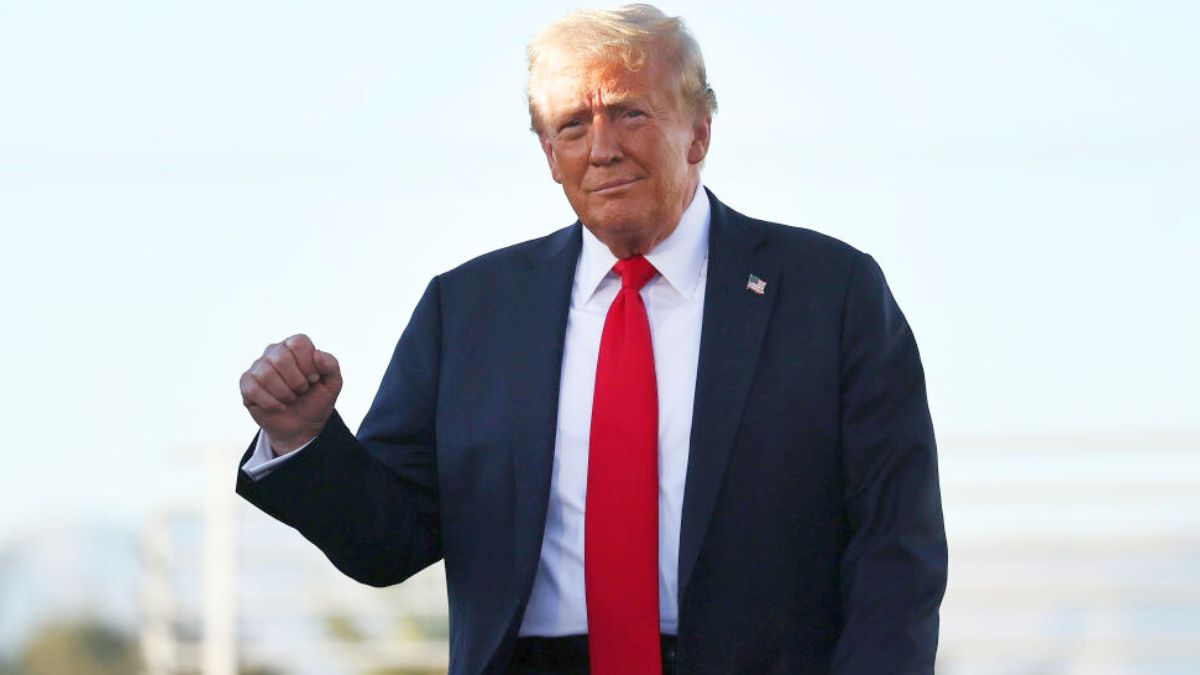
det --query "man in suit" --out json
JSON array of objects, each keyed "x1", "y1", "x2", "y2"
[{"x1": 236, "y1": 5, "x2": 947, "y2": 674}]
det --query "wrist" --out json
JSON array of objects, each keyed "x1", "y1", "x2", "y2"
[{"x1": 268, "y1": 432, "x2": 317, "y2": 457}]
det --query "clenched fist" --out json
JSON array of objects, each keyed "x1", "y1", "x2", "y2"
[{"x1": 240, "y1": 333, "x2": 342, "y2": 455}]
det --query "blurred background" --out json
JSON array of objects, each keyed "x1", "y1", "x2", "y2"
[{"x1": 1, "y1": 0, "x2": 1197, "y2": 673}]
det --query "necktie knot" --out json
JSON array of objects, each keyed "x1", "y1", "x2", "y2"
[{"x1": 614, "y1": 255, "x2": 658, "y2": 292}]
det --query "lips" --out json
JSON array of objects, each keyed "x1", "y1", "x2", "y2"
[{"x1": 590, "y1": 177, "x2": 641, "y2": 193}]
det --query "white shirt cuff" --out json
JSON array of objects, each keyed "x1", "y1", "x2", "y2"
[{"x1": 241, "y1": 429, "x2": 317, "y2": 481}]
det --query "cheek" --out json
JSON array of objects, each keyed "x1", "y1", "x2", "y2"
[
  {"x1": 554, "y1": 146, "x2": 590, "y2": 182},
  {"x1": 669, "y1": 134, "x2": 694, "y2": 166},
  {"x1": 644, "y1": 132, "x2": 688, "y2": 173}
]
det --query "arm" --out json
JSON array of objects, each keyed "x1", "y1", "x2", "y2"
[
  {"x1": 830, "y1": 253, "x2": 948, "y2": 674},
  {"x1": 235, "y1": 277, "x2": 445, "y2": 587}
]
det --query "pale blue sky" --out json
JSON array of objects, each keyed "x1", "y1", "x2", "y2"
[{"x1": 1, "y1": 1, "x2": 1196, "y2": 541}]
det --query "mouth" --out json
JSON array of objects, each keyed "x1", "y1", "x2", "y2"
[{"x1": 589, "y1": 177, "x2": 642, "y2": 194}]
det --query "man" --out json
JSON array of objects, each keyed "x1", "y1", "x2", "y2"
[{"x1": 236, "y1": 5, "x2": 947, "y2": 674}]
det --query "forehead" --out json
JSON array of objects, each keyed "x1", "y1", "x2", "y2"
[{"x1": 536, "y1": 54, "x2": 674, "y2": 116}]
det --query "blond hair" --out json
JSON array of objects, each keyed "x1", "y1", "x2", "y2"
[{"x1": 526, "y1": 3, "x2": 717, "y2": 135}]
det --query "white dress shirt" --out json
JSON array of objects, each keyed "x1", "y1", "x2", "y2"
[{"x1": 243, "y1": 184, "x2": 711, "y2": 637}]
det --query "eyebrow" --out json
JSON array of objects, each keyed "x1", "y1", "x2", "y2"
[
  {"x1": 555, "y1": 90, "x2": 647, "y2": 124},
  {"x1": 596, "y1": 90, "x2": 643, "y2": 108}
]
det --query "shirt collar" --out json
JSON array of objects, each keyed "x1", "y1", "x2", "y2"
[{"x1": 577, "y1": 183, "x2": 711, "y2": 303}]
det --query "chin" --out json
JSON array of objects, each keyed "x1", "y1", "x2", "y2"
[
  {"x1": 587, "y1": 214, "x2": 651, "y2": 240},
  {"x1": 585, "y1": 199, "x2": 649, "y2": 230}
]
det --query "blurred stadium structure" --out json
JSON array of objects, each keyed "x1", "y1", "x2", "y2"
[
  {"x1": 2, "y1": 433, "x2": 1197, "y2": 674},
  {"x1": 136, "y1": 446, "x2": 449, "y2": 674},
  {"x1": 146, "y1": 433, "x2": 1200, "y2": 673},
  {"x1": 936, "y1": 432, "x2": 1200, "y2": 674}
]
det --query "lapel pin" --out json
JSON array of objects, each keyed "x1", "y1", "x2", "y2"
[{"x1": 746, "y1": 274, "x2": 767, "y2": 295}]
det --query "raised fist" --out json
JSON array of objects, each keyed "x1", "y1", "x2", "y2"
[{"x1": 239, "y1": 333, "x2": 342, "y2": 455}]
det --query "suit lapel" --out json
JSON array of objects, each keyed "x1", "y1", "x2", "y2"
[
  {"x1": 508, "y1": 222, "x2": 581, "y2": 600},
  {"x1": 678, "y1": 191, "x2": 779, "y2": 602}
]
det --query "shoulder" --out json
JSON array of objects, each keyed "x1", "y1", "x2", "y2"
[
  {"x1": 762, "y1": 217, "x2": 863, "y2": 264},
  {"x1": 716, "y1": 197, "x2": 872, "y2": 281},
  {"x1": 434, "y1": 221, "x2": 578, "y2": 285},
  {"x1": 716, "y1": 198, "x2": 910, "y2": 339}
]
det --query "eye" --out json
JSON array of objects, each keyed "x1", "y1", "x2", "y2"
[{"x1": 623, "y1": 109, "x2": 645, "y2": 119}]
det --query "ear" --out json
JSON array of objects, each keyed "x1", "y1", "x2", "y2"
[
  {"x1": 540, "y1": 134, "x2": 564, "y2": 184},
  {"x1": 686, "y1": 114, "x2": 712, "y2": 165}
]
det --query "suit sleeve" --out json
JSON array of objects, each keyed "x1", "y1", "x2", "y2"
[
  {"x1": 830, "y1": 253, "x2": 948, "y2": 674},
  {"x1": 235, "y1": 276, "x2": 445, "y2": 587}
]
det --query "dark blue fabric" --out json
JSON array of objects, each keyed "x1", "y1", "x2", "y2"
[{"x1": 235, "y1": 189, "x2": 947, "y2": 674}]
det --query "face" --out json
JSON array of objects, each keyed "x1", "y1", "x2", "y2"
[{"x1": 535, "y1": 49, "x2": 711, "y2": 258}]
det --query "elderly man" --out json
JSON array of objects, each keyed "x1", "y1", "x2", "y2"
[{"x1": 236, "y1": 4, "x2": 947, "y2": 674}]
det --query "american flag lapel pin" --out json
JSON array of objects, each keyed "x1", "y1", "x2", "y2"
[{"x1": 746, "y1": 274, "x2": 767, "y2": 295}]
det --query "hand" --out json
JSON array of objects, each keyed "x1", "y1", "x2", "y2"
[{"x1": 239, "y1": 333, "x2": 342, "y2": 455}]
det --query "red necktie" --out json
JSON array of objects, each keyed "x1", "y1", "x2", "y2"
[{"x1": 586, "y1": 255, "x2": 662, "y2": 675}]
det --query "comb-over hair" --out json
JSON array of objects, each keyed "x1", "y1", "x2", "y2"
[{"x1": 526, "y1": 3, "x2": 717, "y2": 135}]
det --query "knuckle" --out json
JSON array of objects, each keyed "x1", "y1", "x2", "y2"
[
  {"x1": 286, "y1": 341, "x2": 315, "y2": 366},
  {"x1": 250, "y1": 367, "x2": 282, "y2": 391},
  {"x1": 243, "y1": 380, "x2": 264, "y2": 398},
  {"x1": 243, "y1": 371, "x2": 265, "y2": 388}
]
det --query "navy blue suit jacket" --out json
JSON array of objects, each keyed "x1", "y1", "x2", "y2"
[{"x1": 236, "y1": 189, "x2": 948, "y2": 674}]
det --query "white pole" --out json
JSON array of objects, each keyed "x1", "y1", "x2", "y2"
[
  {"x1": 203, "y1": 445, "x2": 237, "y2": 675},
  {"x1": 140, "y1": 510, "x2": 176, "y2": 675}
]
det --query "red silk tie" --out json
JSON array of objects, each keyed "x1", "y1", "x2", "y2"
[{"x1": 586, "y1": 255, "x2": 662, "y2": 675}]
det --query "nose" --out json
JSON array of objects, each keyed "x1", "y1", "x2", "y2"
[{"x1": 588, "y1": 115, "x2": 622, "y2": 166}]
